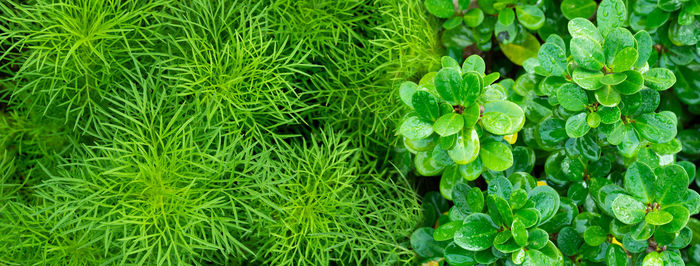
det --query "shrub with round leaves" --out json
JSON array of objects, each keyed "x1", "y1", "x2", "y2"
[{"x1": 399, "y1": 55, "x2": 526, "y2": 195}]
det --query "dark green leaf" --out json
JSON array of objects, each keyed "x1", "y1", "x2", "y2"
[
  {"x1": 624, "y1": 162, "x2": 656, "y2": 203},
  {"x1": 633, "y1": 112, "x2": 677, "y2": 144},
  {"x1": 454, "y1": 213, "x2": 499, "y2": 251},
  {"x1": 568, "y1": 18, "x2": 603, "y2": 44},
  {"x1": 538, "y1": 43, "x2": 568, "y2": 76},
  {"x1": 644, "y1": 68, "x2": 676, "y2": 91},
  {"x1": 583, "y1": 225, "x2": 607, "y2": 246},
  {"x1": 573, "y1": 68, "x2": 604, "y2": 90},
  {"x1": 557, "y1": 84, "x2": 588, "y2": 111},
  {"x1": 570, "y1": 37, "x2": 605, "y2": 71},
  {"x1": 413, "y1": 91, "x2": 441, "y2": 121},
  {"x1": 425, "y1": 0, "x2": 455, "y2": 18},
  {"x1": 434, "y1": 220, "x2": 463, "y2": 241},
  {"x1": 560, "y1": 0, "x2": 596, "y2": 20},
  {"x1": 605, "y1": 244, "x2": 627, "y2": 266},
  {"x1": 613, "y1": 70, "x2": 643, "y2": 95},
  {"x1": 436, "y1": 68, "x2": 463, "y2": 105},
  {"x1": 529, "y1": 186, "x2": 560, "y2": 225},
  {"x1": 444, "y1": 242, "x2": 477, "y2": 265},
  {"x1": 611, "y1": 194, "x2": 646, "y2": 224},
  {"x1": 411, "y1": 227, "x2": 445, "y2": 257},
  {"x1": 596, "y1": 0, "x2": 627, "y2": 38}
]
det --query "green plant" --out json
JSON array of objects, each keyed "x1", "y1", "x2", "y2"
[{"x1": 398, "y1": 55, "x2": 528, "y2": 196}]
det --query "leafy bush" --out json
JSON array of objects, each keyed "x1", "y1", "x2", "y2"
[{"x1": 408, "y1": 0, "x2": 700, "y2": 265}]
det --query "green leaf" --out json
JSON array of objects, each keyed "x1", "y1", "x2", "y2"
[
  {"x1": 463, "y1": 8, "x2": 485, "y2": 28},
  {"x1": 572, "y1": 68, "x2": 604, "y2": 90},
  {"x1": 538, "y1": 43, "x2": 568, "y2": 76},
  {"x1": 557, "y1": 84, "x2": 588, "y2": 112},
  {"x1": 462, "y1": 72, "x2": 483, "y2": 105},
  {"x1": 467, "y1": 187, "x2": 485, "y2": 213},
  {"x1": 443, "y1": 16, "x2": 463, "y2": 29},
  {"x1": 481, "y1": 101, "x2": 525, "y2": 135},
  {"x1": 462, "y1": 104, "x2": 480, "y2": 128},
  {"x1": 425, "y1": 0, "x2": 455, "y2": 18},
  {"x1": 400, "y1": 81, "x2": 419, "y2": 108},
  {"x1": 656, "y1": 164, "x2": 690, "y2": 204},
  {"x1": 528, "y1": 186, "x2": 560, "y2": 225},
  {"x1": 448, "y1": 128, "x2": 480, "y2": 165},
  {"x1": 611, "y1": 194, "x2": 646, "y2": 224},
  {"x1": 498, "y1": 8, "x2": 515, "y2": 25},
  {"x1": 642, "y1": 251, "x2": 663, "y2": 266},
  {"x1": 633, "y1": 112, "x2": 677, "y2": 144},
  {"x1": 527, "y1": 228, "x2": 549, "y2": 249},
  {"x1": 614, "y1": 70, "x2": 643, "y2": 95},
  {"x1": 415, "y1": 150, "x2": 445, "y2": 176},
  {"x1": 400, "y1": 115, "x2": 434, "y2": 140},
  {"x1": 434, "y1": 220, "x2": 463, "y2": 241},
  {"x1": 436, "y1": 68, "x2": 463, "y2": 105},
  {"x1": 509, "y1": 189, "x2": 528, "y2": 210},
  {"x1": 440, "y1": 166, "x2": 462, "y2": 200},
  {"x1": 439, "y1": 134, "x2": 458, "y2": 150},
  {"x1": 644, "y1": 68, "x2": 676, "y2": 91},
  {"x1": 595, "y1": 85, "x2": 621, "y2": 107},
  {"x1": 454, "y1": 213, "x2": 499, "y2": 251},
  {"x1": 659, "y1": 206, "x2": 689, "y2": 233},
  {"x1": 570, "y1": 37, "x2": 605, "y2": 71},
  {"x1": 412, "y1": 91, "x2": 441, "y2": 121},
  {"x1": 489, "y1": 194, "x2": 514, "y2": 225},
  {"x1": 598, "y1": 106, "x2": 620, "y2": 124},
  {"x1": 560, "y1": 0, "x2": 596, "y2": 19},
  {"x1": 583, "y1": 226, "x2": 607, "y2": 246},
  {"x1": 606, "y1": 244, "x2": 627, "y2": 266},
  {"x1": 596, "y1": 0, "x2": 627, "y2": 38},
  {"x1": 434, "y1": 113, "x2": 464, "y2": 136},
  {"x1": 515, "y1": 208, "x2": 540, "y2": 228},
  {"x1": 444, "y1": 242, "x2": 477, "y2": 265},
  {"x1": 610, "y1": 47, "x2": 638, "y2": 72},
  {"x1": 480, "y1": 141, "x2": 514, "y2": 171},
  {"x1": 515, "y1": 5, "x2": 545, "y2": 30},
  {"x1": 566, "y1": 113, "x2": 591, "y2": 138},
  {"x1": 488, "y1": 176, "x2": 513, "y2": 200},
  {"x1": 646, "y1": 210, "x2": 673, "y2": 225},
  {"x1": 512, "y1": 219, "x2": 528, "y2": 246},
  {"x1": 499, "y1": 33, "x2": 541, "y2": 66},
  {"x1": 634, "y1": 31, "x2": 652, "y2": 68},
  {"x1": 624, "y1": 162, "x2": 656, "y2": 203},
  {"x1": 557, "y1": 227, "x2": 583, "y2": 256},
  {"x1": 600, "y1": 72, "x2": 626, "y2": 86},
  {"x1": 603, "y1": 28, "x2": 635, "y2": 67},
  {"x1": 411, "y1": 227, "x2": 445, "y2": 257},
  {"x1": 568, "y1": 18, "x2": 603, "y2": 44}
]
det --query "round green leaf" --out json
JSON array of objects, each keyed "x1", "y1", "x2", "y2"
[
  {"x1": 600, "y1": 72, "x2": 627, "y2": 85},
  {"x1": 436, "y1": 68, "x2": 463, "y2": 105},
  {"x1": 570, "y1": 37, "x2": 605, "y2": 71},
  {"x1": 560, "y1": 0, "x2": 596, "y2": 19},
  {"x1": 443, "y1": 16, "x2": 463, "y2": 29},
  {"x1": 467, "y1": 187, "x2": 485, "y2": 213},
  {"x1": 572, "y1": 68, "x2": 604, "y2": 90},
  {"x1": 644, "y1": 68, "x2": 676, "y2": 91},
  {"x1": 415, "y1": 150, "x2": 445, "y2": 176},
  {"x1": 538, "y1": 43, "x2": 568, "y2": 76},
  {"x1": 434, "y1": 220, "x2": 463, "y2": 241},
  {"x1": 462, "y1": 72, "x2": 483, "y2": 105},
  {"x1": 434, "y1": 113, "x2": 464, "y2": 136},
  {"x1": 624, "y1": 162, "x2": 656, "y2": 203},
  {"x1": 411, "y1": 227, "x2": 445, "y2": 257},
  {"x1": 603, "y1": 28, "x2": 635, "y2": 66},
  {"x1": 454, "y1": 213, "x2": 499, "y2": 251},
  {"x1": 632, "y1": 112, "x2": 677, "y2": 144},
  {"x1": 642, "y1": 252, "x2": 663, "y2": 266},
  {"x1": 412, "y1": 91, "x2": 441, "y2": 121},
  {"x1": 610, "y1": 47, "x2": 638, "y2": 72},
  {"x1": 659, "y1": 206, "x2": 689, "y2": 233},
  {"x1": 480, "y1": 141, "x2": 514, "y2": 171},
  {"x1": 557, "y1": 84, "x2": 588, "y2": 111},
  {"x1": 634, "y1": 31, "x2": 652, "y2": 68},
  {"x1": 400, "y1": 81, "x2": 419, "y2": 108},
  {"x1": 566, "y1": 113, "x2": 591, "y2": 138},
  {"x1": 463, "y1": 8, "x2": 485, "y2": 28},
  {"x1": 459, "y1": 158, "x2": 484, "y2": 181},
  {"x1": 587, "y1": 112, "x2": 601, "y2": 128},
  {"x1": 498, "y1": 8, "x2": 515, "y2": 25},
  {"x1": 528, "y1": 186, "x2": 560, "y2": 225},
  {"x1": 400, "y1": 115, "x2": 434, "y2": 140},
  {"x1": 595, "y1": 85, "x2": 621, "y2": 107},
  {"x1": 596, "y1": 0, "x2": 627, "y2": 38},
  {"x1": 515, "y1": 5, "x2": 545, "y2": 30},
  {"x1": 500, "y1": 33, "x2": 541, "y2": 66},
  {"x1": 462, "y1": 55, "x2": 485, "y2": 74},
  {"x1": 611, "y1": 194, "x2": 646, "y2": 224},
  {"x1": 425, "y1": 0, "x2": 455, "y2": 18},
  {"x1": 614, "y1": 70, "x2": 643, "y2": 95},
  {"x1": 583, "y1": 225, "x2": 607, "y2": 246},
  {"x1": 598, "y1": 106, "x2": 620, "y2": 124},
  {"x1": 448, "y1": 128, "x2": 480, "y2": 164},
  {"x1": 645, "y1": 210, "x2": 673, "y2": 225},
  {"x1": 481, "y1": 101, "x2": 525, "y2": 135},
  {"x1": 515, "y1": 208, "x2": 540, "y2": 228},
  {"x1": 527, "y1": 228, "x2": 549, "y2": 249},
  {"x1": 606, "y1": 244, "x2": 627, "y2": 266},
  {"x1": 568, "y1": 17, "x2": 603, "y2": 44},
  {"x1": 557, "y1": 227, "x2": 583, "y2": 256},
  {"x1": 512, "y1": 219, "x2": 528, "y2": 247},
  {"x1": 444, "y1": 242, "x2": 477, "y2": 266}
]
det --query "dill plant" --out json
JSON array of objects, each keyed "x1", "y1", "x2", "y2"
[
  {"x1": 0, "y1": 0, "x2": 169, "y2": 133},
  {"x1": 251, "y1": 129, "x2": 421, "y2": 266}
]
